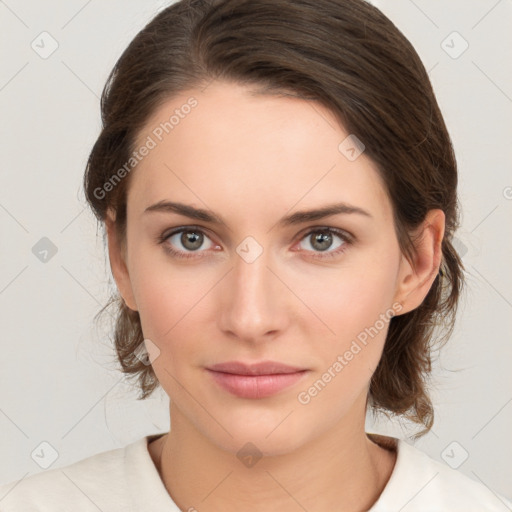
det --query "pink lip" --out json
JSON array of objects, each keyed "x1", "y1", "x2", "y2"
[{"x1": 206, "y1": 360, "x2": 309, "y2": 399}]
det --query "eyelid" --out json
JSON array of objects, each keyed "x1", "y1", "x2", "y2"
[
  {"x1": 159, "y1": 224, "x2": 354, "y2": 243},
  {"x1": 158, "y1": 225, "x2": 218, "y2": 246},
  {"x1": 296, "y1": 225, "x2": 354, "y2": 244}
]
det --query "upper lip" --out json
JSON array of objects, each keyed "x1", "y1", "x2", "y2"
[{"x1": 207, "y1": 361, "x2": 307, "y2": 376}]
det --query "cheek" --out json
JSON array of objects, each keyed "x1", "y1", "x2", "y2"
[
  {"x1": 134, "y1": 272, "x2": 205, "y2": 345},
  {"x1": 127, "y1": 239, "x2": 209, "y2": 339},
  {"x1": 131, "y1": 266, "x2": 204, "y2": 390},
  {"x1": 295, "y1": 282, "x2": 396, "y2": 416},
  {"x1": 127, "y1": 255, "x2": 223, "y2": 393},
  {"x1": 305, "y1": 259, "x2": 398, "y2": 340},
  {"x1": 298, "y1": 255, "x2": 399, "y2": 383}
]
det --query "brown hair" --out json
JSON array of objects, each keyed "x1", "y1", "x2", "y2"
[{"x1": 84, "y1": 0, "x2": 464, "y2": 437}]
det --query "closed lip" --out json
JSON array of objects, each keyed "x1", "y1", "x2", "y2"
[{"x1": 206, "y1": 360, "x2": 307, "y2": 376}]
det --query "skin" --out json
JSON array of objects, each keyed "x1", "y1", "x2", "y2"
[{"x1": 106, "y1": 80, "x2": 444, "y2": 512}]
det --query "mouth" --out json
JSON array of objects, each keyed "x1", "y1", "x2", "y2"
[
  {"x1": 207, "y1": 360, "x2": 307, "y2": 376},
  {"x1": 205, "y1": 360, "x2": 309, "y2": 399}
]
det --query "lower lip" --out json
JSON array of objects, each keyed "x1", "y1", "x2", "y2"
[{"x1": 206, "y1": 369, "x2": 309, "y2": 399}]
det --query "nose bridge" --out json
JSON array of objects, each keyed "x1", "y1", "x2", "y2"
[{"x1": 218, "y1": 237, "x2": 286, "y2": 339}]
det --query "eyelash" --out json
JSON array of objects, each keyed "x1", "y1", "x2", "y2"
[{"x1": 156, "y1": 225, "x2": 353, "y2": 261}]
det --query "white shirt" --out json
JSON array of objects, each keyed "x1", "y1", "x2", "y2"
[{"x1": 0, "y1": 433, "x2": 510, "y2": 511}]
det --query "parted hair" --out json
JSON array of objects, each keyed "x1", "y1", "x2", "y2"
[{"x1": 83, "y1": 0, "x2": 464, "y2": 437}]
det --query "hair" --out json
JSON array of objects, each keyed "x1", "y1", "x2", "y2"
[{"x1": 83, "y1": 0, "x2": 465, "y2": 438}]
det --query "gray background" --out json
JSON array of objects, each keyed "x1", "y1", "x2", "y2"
[{"x1": 1, "y1": 0, "x2": 511, "y2": 501}]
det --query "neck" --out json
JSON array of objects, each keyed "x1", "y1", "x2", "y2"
[{"x1": 150, "y1": 406, "x2": 396, "y2": 512}]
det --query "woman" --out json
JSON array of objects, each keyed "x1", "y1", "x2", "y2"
[{"x1": 1, "y1": 0, "x2": 510, "y2": 510}]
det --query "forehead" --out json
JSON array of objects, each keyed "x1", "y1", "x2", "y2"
[{"x1": 128, "y1": 81, "x2": 392, "y2": 224}]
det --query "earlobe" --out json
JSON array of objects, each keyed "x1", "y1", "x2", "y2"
[
  {"x1": 393, "y1": 209, "x2": 445, "y2": 315},
  {"x1": 105, "y1": 209, "x2": 138, "y2": 312}
]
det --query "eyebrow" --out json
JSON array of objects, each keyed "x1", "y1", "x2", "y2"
[{"x1": 143, "y1": 200, "x2": 372, "y2": 227}]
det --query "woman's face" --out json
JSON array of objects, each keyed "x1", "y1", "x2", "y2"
[{"x1": 109, "y1": 80, "x2": 420, "y2": 456}]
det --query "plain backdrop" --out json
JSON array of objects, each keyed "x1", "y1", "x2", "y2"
[{"x1": 1, "y1": 0, "x2": 511, "y2": 500}]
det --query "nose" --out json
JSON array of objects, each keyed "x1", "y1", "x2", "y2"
[{"x1": 216, "y1": 244, "x2": 290, "y2": 344}]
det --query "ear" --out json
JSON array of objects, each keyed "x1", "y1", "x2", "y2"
[
  {"x1": 393, "y1": 209, "x2": 445, "y2": 315},
  {"x1": 105, "y1": 208, "x2": 138, "y2": 311}
]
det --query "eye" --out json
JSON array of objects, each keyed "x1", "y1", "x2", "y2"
[
  {"x1": 157, "y1": 225, "x2": 352, "y2": 260},
  {"x1": 295, "y1": 227, "x2": 351, "y2": 259},
  {"x1": 158, "y1": 226, "x2": 218, "y2": 260}
]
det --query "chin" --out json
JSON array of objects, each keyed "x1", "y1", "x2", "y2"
[
  {"x1": 202, "y1": 411, "x2": 313, "y2": 458},
  {"x1": 217, "y1": 433, "x2": 306, "y2": 460}
]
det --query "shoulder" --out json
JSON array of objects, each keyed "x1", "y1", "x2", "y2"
[
  {"x1": 371, "y1": 436, "x2": 512, "y2": 512},
  {"x1": 0, "y1": 439, "x2": 139, "y2": 512}
]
